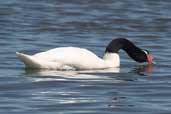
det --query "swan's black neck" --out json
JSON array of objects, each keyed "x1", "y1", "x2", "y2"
[
  {"x1": 105, "y1": 38, "x2": 141, "y2": 53},
  {"x1": 105, "y1": 38, "x2": 147, "y2": 63}
]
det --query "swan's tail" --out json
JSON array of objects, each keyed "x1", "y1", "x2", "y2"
[{"x1": 16, "y1": 52, "x2": 41, "y2": 68}]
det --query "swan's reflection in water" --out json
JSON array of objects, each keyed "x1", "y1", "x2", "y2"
[
  {"x1": 133, "y1": 64, "x2": 154, "y2": 76},
  {"x1": 25, "y1": 67, "x2": 120, "y2": 79},
  {"x1": 24, "y1": 64, "x2": 155, "y2": 110},
  {"x1": 25, "y1": 64, "x2": 154, "y2": 80}
]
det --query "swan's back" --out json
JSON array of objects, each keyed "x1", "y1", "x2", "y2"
[
  {"x1": 17, "y1": 47, "x2": 106, "y2": 70},
  {"x1": 33, "y1": 47, "x2": 101, "y2": 63}
]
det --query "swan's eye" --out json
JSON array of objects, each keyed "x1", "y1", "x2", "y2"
[{"x1": 143, "y1": 50, "x2": 149, "y2": 55}]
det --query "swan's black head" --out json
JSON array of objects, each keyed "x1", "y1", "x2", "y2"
[
  {"x1": 105, "y1": 38, "x2": 153, "y2": 63},
  {"x1": 142, "y1": 50, "x2": 153, "y2": 63},
  {"x1": 132, "y1": 49, "x2": 153, "y2": 63}
]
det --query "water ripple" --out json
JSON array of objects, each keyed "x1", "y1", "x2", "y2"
[{"x1": 0, "y1": 0, "x2": 171, "y2": 114}]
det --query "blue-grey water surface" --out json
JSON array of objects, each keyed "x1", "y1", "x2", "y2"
[{"x1": 1, "y1": 0, "x2": 171, "y2": 114}]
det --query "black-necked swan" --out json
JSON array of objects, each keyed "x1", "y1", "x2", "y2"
[{"x1": 16, "y1": 38, "x2": 153, "y2": 70}]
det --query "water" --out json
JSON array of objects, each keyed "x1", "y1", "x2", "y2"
[{"x1": 0, "y1": 0, "x2": 171, "y2": 113}]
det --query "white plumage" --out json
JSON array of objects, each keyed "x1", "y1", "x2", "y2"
[{"x1": 16, "y1": 47, "x2": 120, "y2": 70}]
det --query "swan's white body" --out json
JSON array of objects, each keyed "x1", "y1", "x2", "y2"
[{"x1": 16, "y1": 47, "x2": 120, "y2": 70}]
